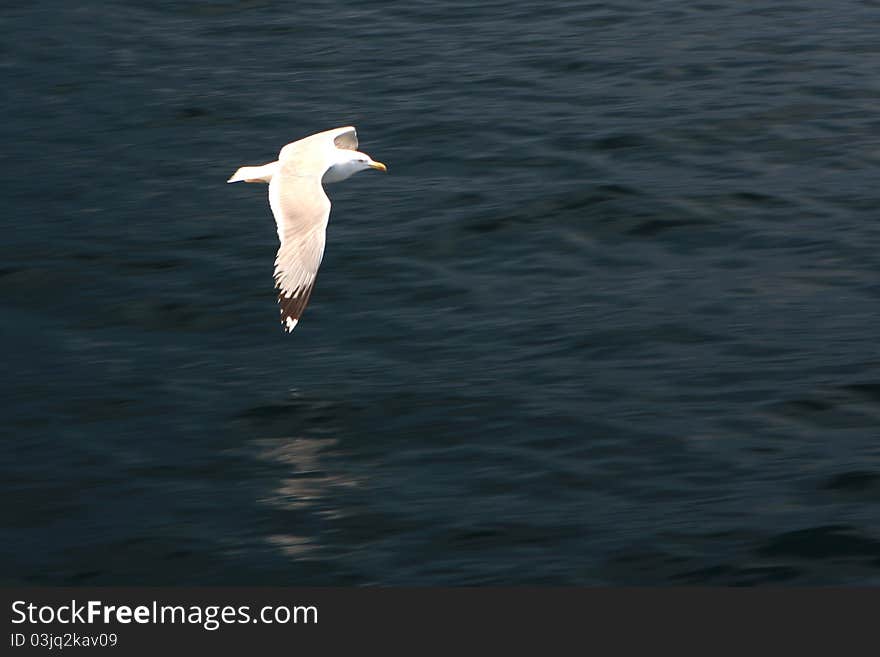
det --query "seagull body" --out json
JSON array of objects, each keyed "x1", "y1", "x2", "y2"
[{"x1": 228, "y1": 126, "x2": 386, "y2": 332}]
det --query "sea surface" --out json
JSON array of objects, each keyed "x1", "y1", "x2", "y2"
[{"x1": 3, "y1": 1, "x2": 880, "y2": 585}]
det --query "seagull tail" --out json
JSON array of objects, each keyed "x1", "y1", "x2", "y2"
[{"x1": 227, "y1": 161, "x2": 279, "y2": 184}]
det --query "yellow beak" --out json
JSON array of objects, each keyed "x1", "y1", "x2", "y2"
[{"x1": 368, "y1": 161, "x2": 387, "y2": 172}]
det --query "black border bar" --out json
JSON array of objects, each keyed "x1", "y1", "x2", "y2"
[{"x1": 2, "y1": 588, "x2": 876, "y2": 655}]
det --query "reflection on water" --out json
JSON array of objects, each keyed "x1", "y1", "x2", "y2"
[
  {"x1": 254, "y1": 436, "x2": 359, "y2": 557},
  {"x1": 257, "y1": 437, "x2": 349, "y2": 505}
]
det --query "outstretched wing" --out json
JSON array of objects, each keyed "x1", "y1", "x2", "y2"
[
  {"x1": 332, "y1": 126, "x2": 358, "y2": 151},
  {"x1": 278, "y1": 126, "x2": 358, "y2": 161},
  {"x1": 268, "y1": 160, "x2": 331, "y2": 332}
]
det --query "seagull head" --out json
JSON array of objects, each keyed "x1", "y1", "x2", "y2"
[{"x1": 322, "y1": 149, "x2": 387, "y2": 183}]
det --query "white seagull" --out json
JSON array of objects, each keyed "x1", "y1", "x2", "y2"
[{"x1": 228, "y1": 126, "x2": 386, "y2": 333}]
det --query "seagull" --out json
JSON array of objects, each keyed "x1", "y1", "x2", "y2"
[{"x1": 228, "y1": 126, "x2": 386, "y2": 333}]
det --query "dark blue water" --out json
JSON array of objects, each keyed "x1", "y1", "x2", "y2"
[{"x1": 3, "y1": 1, "x2": 880, "y2": 585}]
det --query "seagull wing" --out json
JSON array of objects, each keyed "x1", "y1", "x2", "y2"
[
  {"x1": 278, "y1": 126, "x2": 358, "y2": 160},
  {"x1": 268, "y1": 160, "x2": 331, "y2": 332},
  {"x1": 332, "y1": 126, "x2": 358, "y2": 151}
]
